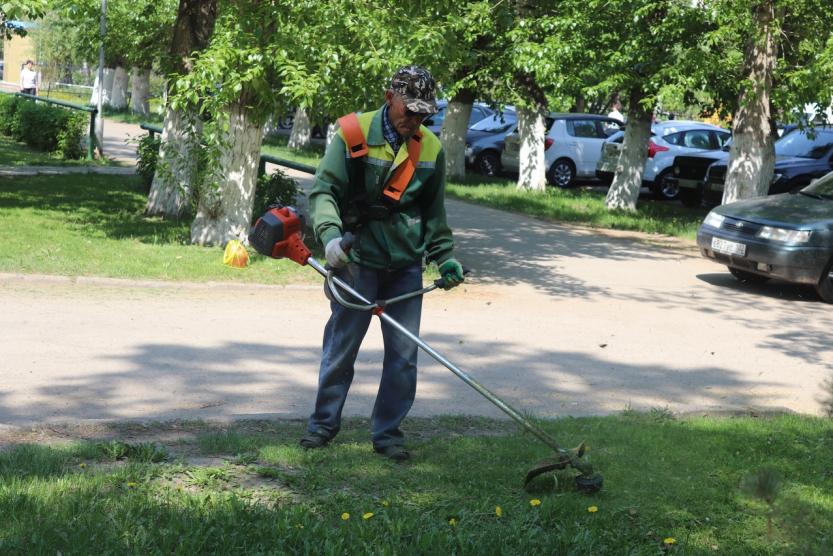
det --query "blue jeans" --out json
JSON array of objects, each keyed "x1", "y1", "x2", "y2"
[{"x1": 307, "y1": 262, "x2": 423, "y2": 449}]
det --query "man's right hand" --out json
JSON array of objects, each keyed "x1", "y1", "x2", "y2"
[{"x1": 325, "y1": 237, "x2": 350, "y2": 268}]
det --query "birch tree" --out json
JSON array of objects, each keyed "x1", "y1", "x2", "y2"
[
  {"x1": 701, "y1": 0, "x2": 833, "y2": 204},
  {"x1": 145, "y1": 0, "x2": 218, "y2": 218}
]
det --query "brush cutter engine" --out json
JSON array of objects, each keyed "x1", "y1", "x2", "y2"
[{"x1": 249, "y1": 206, "x2": 311, "y2": 265}]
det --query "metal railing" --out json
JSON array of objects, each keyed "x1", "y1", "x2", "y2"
[
  {"x1": 10, "y1": 92, "x2": 98, "y2": 160},
  {"x1": 140, "y1": 122, "x2": 317, "y2": 176}
]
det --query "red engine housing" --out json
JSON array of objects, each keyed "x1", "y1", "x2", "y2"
[{"x1": 248, "y1": 206, "x2": 312, "y2": 266}]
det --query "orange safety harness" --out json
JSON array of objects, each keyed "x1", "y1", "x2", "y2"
[{"x1": 337, "y1": 112, "x2": 423, "y2": 204}]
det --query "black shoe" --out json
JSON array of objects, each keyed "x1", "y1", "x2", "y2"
[
  {"x1": 374, "y1": 445, "x2": 409, "y2": 462},
  {"x1": 299, "y1": 432, "x2": 330, "y2": 449}
]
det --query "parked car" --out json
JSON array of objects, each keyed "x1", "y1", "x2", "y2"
[
  {"x1": 696, "y1": 170, "x2": 833, "y2": 302},
  {"x1": 595, "y1": 121, "x2": 730, "y2": 200},
  {"x1": 669, "y1": 147, "x2": 731, "y2": 207},
  {"x1": 465, "y1": 109, "x2": 517, "y2": 176},
  {"x1": 423, "y1": 100, "x2": 494, "y2": 136},
  {"x1": 501, "y1": 113, "x2": 624, "y2": 187},
  {"x1": 701, "y1": 126, "x2": 833, "y2": 206}
]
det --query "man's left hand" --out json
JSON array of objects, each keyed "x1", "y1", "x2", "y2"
[{"x1": 438, "y1": 258, "x2": 464, "y2": 290}]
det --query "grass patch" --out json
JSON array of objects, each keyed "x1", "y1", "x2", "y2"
[
  {"x1": 0, "y1": 135, "x2": 107, "y2": 167},
  {"x1": 0, "y1": 413, "x2": 830, "y2": 554},
  {"x1": 446, "y1": 176, "x2": 709, "y2": 241},
  {"x1": 261, "y1": 134, "x2": 326, "y2": 168},
  {"x1": 0, "y1": 173, "x2": 315, "y2": 284}
]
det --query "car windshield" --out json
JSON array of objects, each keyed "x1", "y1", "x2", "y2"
[
  {"x1": 775, "y1": 130, "x2": 833, "y2": 159},
  {"x1": 800, "y1": 171, "x2": 833, "y2": 198},
  {"x1": 470, "y1": 113, "x2": 516, "y2": 132}
]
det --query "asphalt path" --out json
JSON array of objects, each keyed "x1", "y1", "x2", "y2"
[{"x1": 2, "y1": 126, "x2": 832, "y2": 429}]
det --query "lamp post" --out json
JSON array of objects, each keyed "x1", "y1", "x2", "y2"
[{"x1": 96, "y1": 0, "x2": 106, "y2": 154}]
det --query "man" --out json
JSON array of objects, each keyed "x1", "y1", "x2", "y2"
[
  {"x1": 301, "y1": 65, "x2": 464, "y2": 461},
  {"x1": 19, "y1": 60, "x2": 38, "y2": 96}
]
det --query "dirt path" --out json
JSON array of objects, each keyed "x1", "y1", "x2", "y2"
[
  {"x1": 2, "y1": 122, "x2": 832, "y2": 436},
  {"x1": 2, "y1": 201, "x2": 831, "y2": 431}
]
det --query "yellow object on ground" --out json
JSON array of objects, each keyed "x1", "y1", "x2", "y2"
[{"x1": 223, "y1": 240, "x2": 249, "y2": 268}]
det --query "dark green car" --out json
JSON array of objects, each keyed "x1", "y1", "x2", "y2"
[{"x1": 696, "y1": 171, "x2": 833, "y2": 302}]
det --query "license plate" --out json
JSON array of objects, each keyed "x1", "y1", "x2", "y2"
[{"x1": 711, "y1": 237, "x2": 746, "y2": 257}]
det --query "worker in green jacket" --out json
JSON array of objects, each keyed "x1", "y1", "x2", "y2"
[{"x1": 300, "y1": 65, "x2": 465, "y2": 461}]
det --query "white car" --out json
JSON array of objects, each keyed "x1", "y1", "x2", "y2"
[
  {"x1": 500, "y1": 113, "x2": 624, "y2": 187},
  {"x1": 595, "y1": 120, "x2": 730, "y2": 200}
]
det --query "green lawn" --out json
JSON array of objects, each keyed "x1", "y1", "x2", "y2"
[
  {"x1": 261, "y1": 134, "x2": 326, "y2": 168},
  {"x1": 1, "y1": 413, "x2": 830, "y2": 554},
  {"x1": 0, "y1": 173, "x2": 315, "y2": 284},
  {"x1": 0, "y1": 135, "x2": 106, "y2": 167}
]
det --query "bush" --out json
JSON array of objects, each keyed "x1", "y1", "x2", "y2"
[
  {"x1": 0, "y1": 95, "x2": 23, "y2": 139},
  {"x1": 137, "y1": 133, "x2": 161, "y2": 192},
  {"x1": 57, "y1": 112, "x2": 88, "y2": 159},
  {"x1": 252, "y1": 169, "x2": 303, "y2": 222},
  {"x1": 0, "y1": 95, "x2": 87, "y2": 159}
]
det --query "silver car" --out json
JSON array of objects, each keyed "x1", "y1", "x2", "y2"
[
  {"x1": 595, "y1": 120, "x2": 730, "y2": 200},
  {"x1": 501, "y1": 113, "x2": 624, "y2": 187}
]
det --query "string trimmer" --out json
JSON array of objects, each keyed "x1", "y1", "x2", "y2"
[{"x1": 249, "y1": 206, "x2": 603, "y2": 493}]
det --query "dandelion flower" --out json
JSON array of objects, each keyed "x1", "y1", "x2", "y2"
[
  {"x1": 587, "y1": 506, "x2": 598, "y2": 513},
  {"x1": 78, "y1": 463, "x2": 87, "y2": 469},
  {"x1": 362, "y1": 512, "x2": 374, "y2": 520},
  {"x1": 341, "y1": 512, "x2": 350, "y2": 521},
  {"x1": 664, "y1": 537, "x2": 676, "y2": 545},
  {"x1": 127, "y1": 482, "x2": 138, "y2": 489},
  {"x1": 381, "y1": 500, "x2": 390, "y2": 507},
  {"x1": 529, "y1": 499, "x2": 542, "y2": 507},
  {"x1": 495, "y1": 506, "x2": 503, "y2": 518},
  {"x1": 448, "y1": 517, "x2": 458, "y2": 526}
]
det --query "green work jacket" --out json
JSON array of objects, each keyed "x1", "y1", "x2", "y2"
[{"x1": 309, "y1": 107, "x2": 455, "y2": 270}]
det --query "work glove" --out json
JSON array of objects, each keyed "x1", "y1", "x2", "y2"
[
  {"x1": 438, "y1": 258, "x2": 464, "y2": 290},
  {"x1": 325, "y1": 236, "x2": 350, "y2": 269}
]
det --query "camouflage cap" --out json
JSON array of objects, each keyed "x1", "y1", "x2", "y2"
[{"x1": 390, "y1": 65, "x2": 438, "y2": 115}]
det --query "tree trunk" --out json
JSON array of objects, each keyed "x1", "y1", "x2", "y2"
[
  {"x1": 90, "y1": 67, "x2": 115, "y2": 106},
  {"x1": 288, "y1": 107, "x2": 311, "y2": 150},
  {"x1": 130, "y1": 68, "x2": 151, "y2": 116},
  {"x1": 606, "y1": 89, "x2": 652, "y2": 211},
  {"x1": 191, "y1": 102, "x2": 264, "y2": 246},
  {"x1": 147, "y1": 0, "x2": 218, "y2": 215},
  {"x1": 325, "y1": 122, "x2": 338, "y2": 147},
  {"x1": 146, "y1": 106, "x2": 202, "y2": 217},
  {"x1": 516, "y1": 106, "x2": 547, "y2": 191},
  {"x1": 723, "y1": 1, "x2": 777, "y2": 204},
  {"x1": 441, "y1": 89, "x2": 474, "y2": 181},
  {"x1": 110, "y1": 66, "x2": 129, "y2": 109}
]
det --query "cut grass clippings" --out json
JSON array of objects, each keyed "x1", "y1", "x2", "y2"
[
  {"x1": 0, "y1": 413, "x2": 831, "y2": 554},
  {"x1": 0, "y1": 173, "x2": 315, "y2": 284}
]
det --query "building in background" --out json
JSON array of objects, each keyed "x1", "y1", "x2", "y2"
[{"x1": 1, "y1": 21, "x2": 39, "y2": 90}]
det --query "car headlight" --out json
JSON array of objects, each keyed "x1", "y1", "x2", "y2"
[
  {"x1": 703, "y1": 212, "x2": 725, "y2": 229},
  {"x1": 757, "y1": 226, "x2": 811, "y2": 243}
]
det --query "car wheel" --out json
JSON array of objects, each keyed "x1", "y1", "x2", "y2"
[
  {"x1": 474, "y1": 150, "x2": 501, "y2": 176},
  {"x1": 651, "y1": 169, "x2": 679, "y2": 200},
  {"x1": 814, "y1": 258, "x2": 833, "y2": 303},
  {"x1": 728, "y1": 267, "x2": 769, "y2": 285},
  {"x1": 547, "y1": 159, "x2": 575, "y2": 188},
  {"x1": 679, "y1": 188, "x2": 701, "y2": 208}
]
